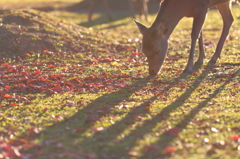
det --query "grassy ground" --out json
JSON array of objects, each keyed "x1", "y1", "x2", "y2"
[{"x1": 0, "y1": 1, "x2": 240, "y2": 159}]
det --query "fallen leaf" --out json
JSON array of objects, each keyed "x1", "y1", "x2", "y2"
[
  {"x1": 167, "y1": 128, "x2": 180, "y2": 136},
  {"x1": 3, "y1": 94, "x2": 11, "y2": 98},
  {"x1": 164, "y1": 146, "x2": 177, "y2": 154},
  {"x1": 231, "y1": 135, "x2": 240, "y2": 141}
]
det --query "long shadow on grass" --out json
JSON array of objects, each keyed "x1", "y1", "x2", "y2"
[
  {"x1": 23, "y1": 76, "x2": 151, "y2": 158},
  {"x1": 75, "y1": 69, "x2": 202, "y2": 157},
  {"x1": 23, "y1": 71, "x2": 189, "y2": 158},
  {"x1": 78, "y1": 63, "x2": 232, "y2": 158},
  {"x1": 140, "y1": 67, "x2": 240, "y2": 158}
]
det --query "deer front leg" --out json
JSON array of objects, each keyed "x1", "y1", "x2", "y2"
[
  {"x1": 195, "y1": 31, "x2": 205, "y2": 65},
  {"x1": 210, "y1": 2, "x2": 233, "y2": 63},
  {"x1": 185, "y1": 9, "x2": 207, "y2": 73}
]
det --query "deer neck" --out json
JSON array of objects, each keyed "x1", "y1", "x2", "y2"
[{"x1": 151, "y1": 1, "x2": 185, "y2": 38}]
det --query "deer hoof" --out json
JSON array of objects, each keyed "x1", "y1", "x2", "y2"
[
  {"x1": 194, "y1": 60, "x2": 203, "y2": 66},
  {"x1": 209, "y1": 59, "x2": 217, "y2": 64},
  {"x1": 183, "y1": 68, "x2": 193, "y2": 73}
]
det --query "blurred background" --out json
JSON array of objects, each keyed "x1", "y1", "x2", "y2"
[{"x1": 0, "y1": 0, "x2": 161, "y2": 27}]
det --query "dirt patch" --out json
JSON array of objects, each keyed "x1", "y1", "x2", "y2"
[{"x1": 0, "y1": 9, "x2": 120, "y2": 59}]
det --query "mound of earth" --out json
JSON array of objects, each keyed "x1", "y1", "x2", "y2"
[{"x1": 0, "y1": 9, "x2": 121, "y2": 59}]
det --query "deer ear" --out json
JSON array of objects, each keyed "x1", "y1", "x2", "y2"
[
  {"x1": 151, "y1": 22, "x2": 168, "y2": 38},
  {"x1": 134, "y1": 20, "x2": 148, "y2": 35},
  {"x1": 158, "y1": 22, "x2": 168, "y2": 35}
]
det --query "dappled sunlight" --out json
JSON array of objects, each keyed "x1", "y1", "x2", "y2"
[{"x1": 0, "y1": 1, "x2": 240, "y2": 159}]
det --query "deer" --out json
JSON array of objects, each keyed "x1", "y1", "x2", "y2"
[
  {"x1": 88, "y1": 0, "x2": 113, "y2": 22},
  {"x1": 135, "y1": 0, "x2": 238, "y2": 76},
  {"x1": 88, "y1": 0, "x2": 149, "y2": 22},
  {"x1": 129, "y1": 0, "x2": 149, "y2": 22}
]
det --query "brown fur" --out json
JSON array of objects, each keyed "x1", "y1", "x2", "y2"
[{"x1": 135, "y1": 0, "x2": 238, "y2": 75}]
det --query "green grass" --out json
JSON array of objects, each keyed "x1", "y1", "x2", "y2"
[{"x1": 0, "y1": 1, "x2": 240, "y2": 159}]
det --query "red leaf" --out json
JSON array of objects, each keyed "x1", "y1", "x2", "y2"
[
  {"x1": 35, "y1": 70, "x2": 41, "y2": 75},
  {"x1": 10, "y1": 103, "x2": 19, "y2": 106},
  {"x1": 48, "y1": 64, "x2": 55, "y2": 68},
  {"x1": 164, "y1": 146, "x2": 177, "y2": 154},
  {"x1": 144, "y1": 144, "x2": 158, "y2": 150},
  {"x1": 74, "y1": 128, "x2": 83, "y2": 133},
  {"x1": 52, "y1": 115, "x2": 61, "y2": 119},
  {"x1": 25, "y1": 53, "x2": 31, "y2": 57},
  {"x1": 5, "y1": 85, "x2": 10, "y2": 91},
  {"x1": 21, "y1": 71, "x2": 27, "y2": 75},
  {"x1": 42, "y1": 108, "x2": 48, "y2": 112},
  {"x1": 90, "y1": 59, "x2": 98, "y2": 62},
  {"x1": 132, "y1": 52, "x2": 139, "y2": 55},
  {"x1": 8, "y1": 68, "x2": 17, "y2": 73},
  {"x1": 103, "y1": 58, "x2": 112, "y2": 62},
  {"x1": 41, "y1": 78, "x2": 47, "y2": 81},
  {"x1": 167, "y1": 128, "x2": 180, "y2": 136},
  {"x1": 144, "y1": 106, "x2": 151, "y2": 110},
  {"x1": 3, "y1": 94, "x2": 11, "y2": 98},
  {"x1": 231, "y1": 135, "x2": 240, "y2": 141}
]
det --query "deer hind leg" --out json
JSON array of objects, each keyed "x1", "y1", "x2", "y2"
[
  {"x1": 184, "y1": 8, "x2": 208, "y2": 73},
  {"x1": 102, "y1": 0, "x2": 113, "y2": 21},
  {"x1": 136, "y1": 0, "x2": 144, "y2": 19},
  {"x1": 88, "y1": 0, "x2": 97, "y2": 22},
  {"x1": 129, "y1": 0, "x2": 136, "y2": 19},
  {"x1": 195, "y1": 31, "x2": 205, "y2": 65},
  {"x1": 142, "y1": 0, "x2": 149, "y2": 21},
  {"x1": 210, "y1": 2, "x2": 233, "y2": 63}
]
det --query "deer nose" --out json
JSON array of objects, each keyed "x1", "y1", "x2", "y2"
[{"x1": 149, "y1": 70, "x2": 157, "y2": 76}]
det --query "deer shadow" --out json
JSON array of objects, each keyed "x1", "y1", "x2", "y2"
[
  {"x1": 78, "y1": 64, "x2": 239, "y2": 158},
  {"x1": 20, "y1": 67, "x2": 204, "y2": 158}
]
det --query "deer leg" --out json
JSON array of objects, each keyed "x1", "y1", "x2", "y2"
[
  {"x1": 143, "y1": 0, "x2": 149, "y2": 21},
  {"x1": 210, "y1": 2, "x2": 233, "y2": 63},
  {"x1": 102, "y1": 0, "x2": 113, "y2": 21},
  {"x1": 136, "y1": 0, "x2": 144, "y2": 19},
  {"x1": 185, "y1": 8, "x2": 208, "y2": 73},
  {"x1": 129, "y1": 0, "x2": 136, "y2": 19},
  {"x1": 88, "y1": 0, "x2": 97, "y2": 22},
  {"x1": 195, "y1": 31, "x2": 205, "y2": 65}
]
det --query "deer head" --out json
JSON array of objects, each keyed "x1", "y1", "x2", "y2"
[{"x1": 135, "y1": 20, "x2": 168, "y2": 76}]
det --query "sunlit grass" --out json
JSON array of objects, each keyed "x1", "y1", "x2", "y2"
[{"x1": 0, "y1": 2, "x2": 239, "y2": 159}]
